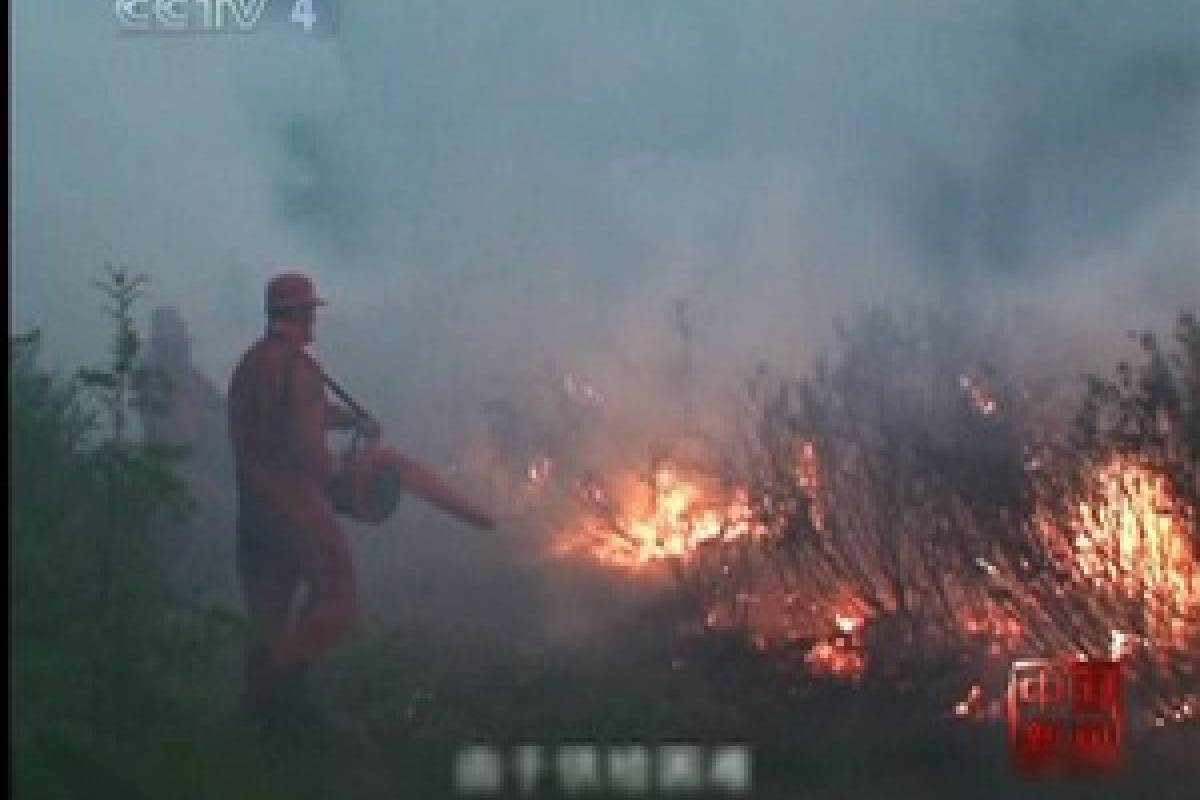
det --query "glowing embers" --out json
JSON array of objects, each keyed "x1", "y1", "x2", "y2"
[
  {"x1": 959, "y1": 599, "x2": 1025, "y2": 655},
  {"x1": 953, "y1": 684, "x2": 986, "y2": 719},
  {"x1": 793, "y1": 438, "x2": 826, "y2": 532},
  {"x1": 959, "y1": 373, "x2": 999, "y2": 417},
  {"x1": 527, "y1": 455, "x2": 553, "y2": 487},
  {"x1": 803, "y1": 595, "x2": 872, "y2": 681},
  {"x1": 1151, "y1": 693, "x2": 1197, "y2": 727}
]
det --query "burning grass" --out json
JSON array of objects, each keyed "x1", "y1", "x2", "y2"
[
  {"x1": 551, "y1": 461, "x2": 769, "y2": 570},
  {"x1": 464, "y1": 307, "x2": 1200, "y2": 723}
]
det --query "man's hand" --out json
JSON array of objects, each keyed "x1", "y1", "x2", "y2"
[
  {"x1": 325, "y1": 398, "x2": 380, "y2": 441},
  {"x1": 357, "y1": 415, "x2": 383, "y2": 443},
  {"x1": 325, "y1": 401, "x2": 360, "y2": 432}
]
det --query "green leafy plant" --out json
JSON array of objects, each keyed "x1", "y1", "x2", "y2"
[{"x1": 11, "y1": 267, "x2": 246, "y2": 800}]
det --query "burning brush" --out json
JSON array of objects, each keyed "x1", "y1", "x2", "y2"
[{"x1": 553, "y1": 458, "x2": 769, "y2": 570}]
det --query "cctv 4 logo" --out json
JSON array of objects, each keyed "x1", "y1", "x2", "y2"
[
  {"x1": 116, "y1": 1, "x2": 334, "y2": 34},
  {"x1": 1006, "y1": 658, "x2": 1123, "y2": 776}
]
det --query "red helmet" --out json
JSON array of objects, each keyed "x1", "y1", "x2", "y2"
[{"x1": 265, "y1": 272, "x2": 327, "y2": 314}]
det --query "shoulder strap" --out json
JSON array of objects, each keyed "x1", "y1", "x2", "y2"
[{"x1": 280, "y1": 346, "x2": 306, "y2": 416}]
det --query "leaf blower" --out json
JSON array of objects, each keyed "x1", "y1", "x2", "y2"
[{"x1": 316, "y1": 363, "x2": 495, "y2": 531}]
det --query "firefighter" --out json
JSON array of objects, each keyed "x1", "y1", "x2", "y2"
[{"x1": 228, "y1": 271, "x2": 380, "y2": 725}]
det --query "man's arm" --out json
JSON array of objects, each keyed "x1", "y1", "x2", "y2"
[
  {"x1": 297, "y1": 350, "x2": 382, "y2": 441},
  {"x1": 325, "y1": 399, "x2": 382, "y2": 441},
  {"x1": 290, "y1": 357, "x2": 338, "y2": 487}
]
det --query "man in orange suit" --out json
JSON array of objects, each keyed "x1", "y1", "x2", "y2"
[{"x1": 228, "y1": 271, "x2": 379, "y2": 725}]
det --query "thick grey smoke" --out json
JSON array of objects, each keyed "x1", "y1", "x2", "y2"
[
  {"x1": 11, "y1": 1, "x2": 1199, "y2": 640},
  {"x1": 13, "y1": 2, "x2": 1198, "y2": 389}
]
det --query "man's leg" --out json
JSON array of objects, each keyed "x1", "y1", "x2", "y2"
[
  {"x1": 274, "y1": 493, "x2": 358, "y2": 673},
  {"x1": 237, "y1": 524, "x2": 301, "y2": 723}
]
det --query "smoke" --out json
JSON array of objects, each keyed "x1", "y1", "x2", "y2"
[{"x1": 11, "y1": 1, "x2": 1199, "y2": 643}]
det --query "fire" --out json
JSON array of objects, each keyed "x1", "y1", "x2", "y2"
[
  {"x1": 553, "y1": 462, "x2": 769, "y2": 569},
  {"x1": 542, "y1": 397, "x2": 1195, "y2": 694},
  {"x1": 955, "y1": 684, "x2": 982, "y2": 715},
  {"x1": 805, "y1": 639, "x2": 867, "y2": 681},
  {"x1": 961, "y1": 611, "x2": 1023, "y2": 644},
  {"x1": 562, "y1": 373, "x2": 603, "y2": 406},
  {"x1": 1067, "y1": 456, "x2": 1199, "y2": 651},
  {"x1": 1076, "y1": 459, "x2": 1196, "y2": 596},
  {"x1": 959, "y1": 373, "x2": 998, "y2": 416},
  {"x1": 527, "y1": 455, "x2": 553, "y2": 486},
  {"x1": 794, "y1": 438, "x2": 826, "y2": 531},
  {"x1": 1014, "y1": 452, "x2": 1200, "y2": 712},
  {"x1": 802, "y1": 594, "x2": 872, "y2": 681}
]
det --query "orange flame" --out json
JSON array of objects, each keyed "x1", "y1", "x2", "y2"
[
  {"x1": 795, "y1": 438, "x2": 826, "y2": 531},
  {"x1": 959, "y1": 374, "x2": 998, "y2": 416},
  {"x1": 1065, "y1": 456, "x2": 1198, "y2": 652},
  {"x1": 553, "y1": 463, "x2": 768, "y2": 569}
]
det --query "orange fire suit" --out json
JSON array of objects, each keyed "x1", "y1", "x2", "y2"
[{"x1": 228, "y1": 324, "x2": 357, "y2": 713}]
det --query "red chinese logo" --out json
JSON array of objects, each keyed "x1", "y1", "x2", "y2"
[{"x1": 1006, "y1": 658, "x2": 1123, "y2": 775}]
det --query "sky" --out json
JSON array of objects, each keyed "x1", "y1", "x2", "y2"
[{"x1": 11, "y1": 0, "x2": 1200, "y2": 459}]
